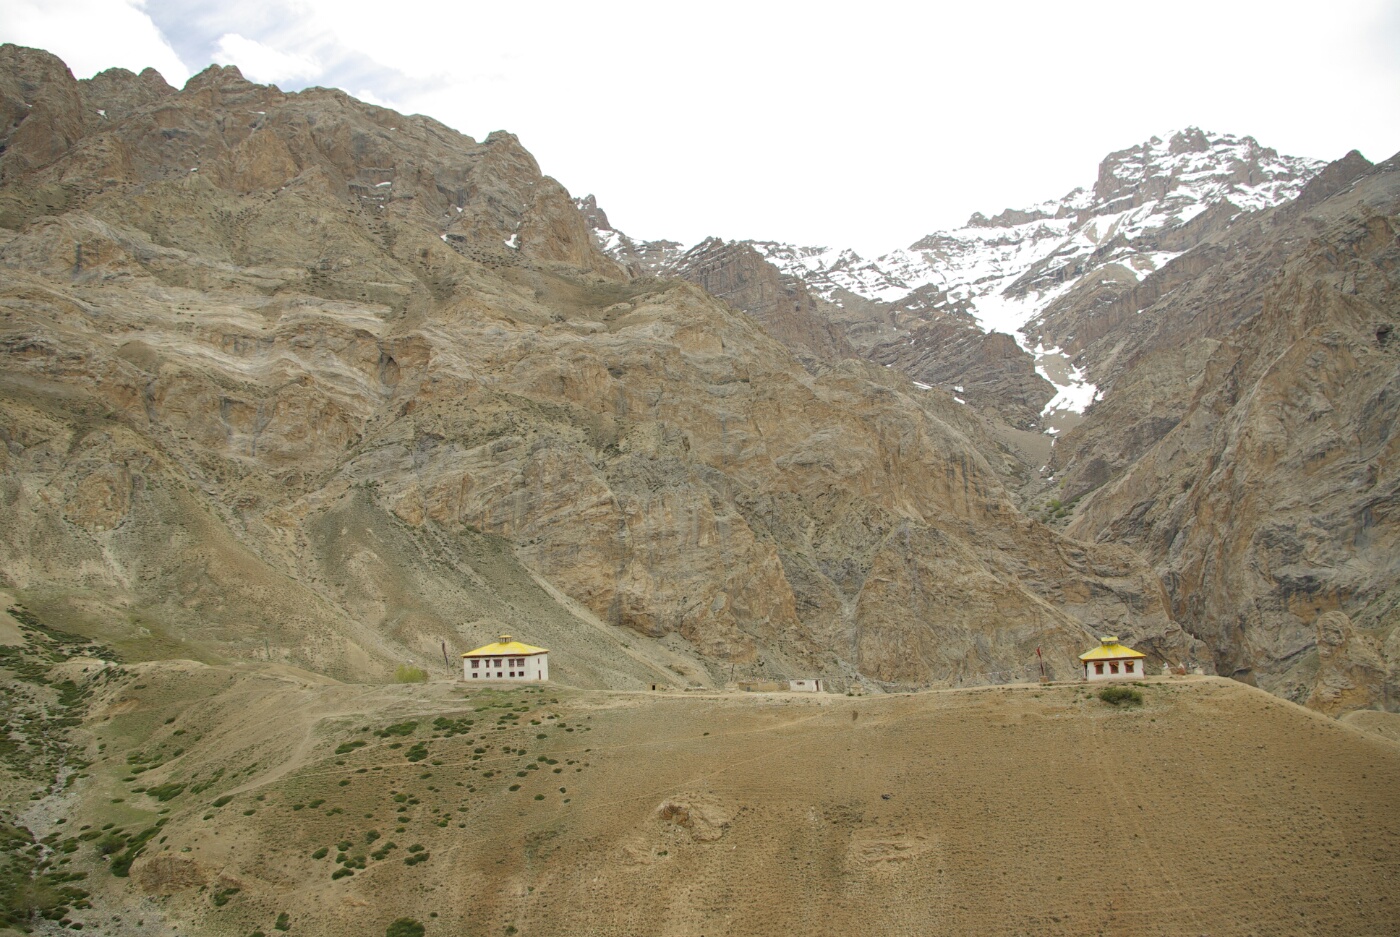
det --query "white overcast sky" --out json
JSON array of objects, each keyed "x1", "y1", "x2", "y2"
[{"x1": 3, "y1": 0, "x2": 1398, "y2": 254}]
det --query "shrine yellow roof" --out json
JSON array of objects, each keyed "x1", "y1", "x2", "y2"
[
  {"x1": 1079, "y1": 635, "x2": 1146, "y2": 661},
  {"x1": 461, "y1": 635, "x2": 548, "y2": 657}
]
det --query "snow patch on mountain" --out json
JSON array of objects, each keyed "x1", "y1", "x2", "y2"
[{"x1": 581, "y1": 129, "x2": 1323, "y2": 423}]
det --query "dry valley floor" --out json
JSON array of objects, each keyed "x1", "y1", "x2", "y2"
[{"x1": 6, "y1": 646, "x2": 1397, "y2": 937}]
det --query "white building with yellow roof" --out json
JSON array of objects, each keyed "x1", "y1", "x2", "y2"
[
  {"x1": 1079, "y1": 635, "x2": 1146, "y2": 682},
  {"x1": 462, "y1": 635, "x2": 549, "y2": 683}
]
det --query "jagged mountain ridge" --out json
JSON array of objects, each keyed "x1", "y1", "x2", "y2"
[{"x1": 583, "y1": 130, "x2": 1325, "y2": 432}]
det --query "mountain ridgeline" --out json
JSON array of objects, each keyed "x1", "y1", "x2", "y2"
[{"x1": 2, "y1": 44, "x2": 1396, "y2": 713}]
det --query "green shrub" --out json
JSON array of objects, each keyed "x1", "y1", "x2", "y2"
[
  {"x1": 376, "y1": 722, "x2": 418, "y2": 738},
  {"x1": 275, "y1": 911, "x2": 290, "y2": 931},
  {"x1": 95, "y1": 834, "x2": 125, "y2": 856},
  {"x1": 1097, "y1": 686, "x2": 1143, "y2": 706},
  {"x1": 385, "y1": 920, "x2": 425, "y2": 937},
  {"x1": 394, "y1": 665, "x2": 427, "y2": 684}
]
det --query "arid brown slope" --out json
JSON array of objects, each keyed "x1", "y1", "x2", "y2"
[
  {"x1": 1051, "y1": 153, "x2": 1400, "y2": 707},
  {"x1": 0, "y1": 46, "x2": 1199, "y2": 688},
  {"x1": 35, "y1": 658, "x2": 1400, "y2": 937}
]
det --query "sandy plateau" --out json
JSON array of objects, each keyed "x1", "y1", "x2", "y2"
[{"x1": 6, "y1": 642, "x2": 1397, "y2": 937}]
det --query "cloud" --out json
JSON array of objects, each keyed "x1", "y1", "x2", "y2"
[
  {"x1": 212, "y1": 32, "x2": 320, "y2": 85},
  {"x1": 0, "y1": 0, "x2": 190, "y2": 85}
]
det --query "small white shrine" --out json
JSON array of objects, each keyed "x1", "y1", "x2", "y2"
[
  {"x1": 1079, "y1": 635, "x2": 1146, "y2": 682},
  {"x1": 462, "y1": 635, "x2": 549, "y2": 682}
]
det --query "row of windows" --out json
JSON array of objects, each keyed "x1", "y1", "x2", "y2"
[
  {"x1": 1092, "y1": 660, "x2": 1136, "y2": 675},
  {"x1": 469, "y1": 657, "x2": 528, "y2": 669},
  {"x1": 470, "y1": 671, "x2": 530, "y2": 678}
]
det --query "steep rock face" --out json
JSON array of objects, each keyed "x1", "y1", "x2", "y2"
[
  {"x1": 1060, "y1": 153, "x2": 1400, "y2": 706},
  {"x1": 854, "y1": 287, "x2": 1054, "y2": 428},
  {"x1": 0, "y1": 46, "x2": 1199, "y2": 690},
  {"x1": 0, "y1": 45, "x2": 93, "y2": 178},
  {"x1": 577, "y1": 210, "x2": 857, "y2": 369},
  {"x1": 666, "y1": 237, "x2": 855, "y2": 368}
]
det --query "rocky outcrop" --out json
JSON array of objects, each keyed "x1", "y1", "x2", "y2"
[{"x1": 1306, "y1": 612, "x2": 1389, "y2": 716}]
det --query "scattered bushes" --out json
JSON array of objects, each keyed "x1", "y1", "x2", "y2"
[
  {"x1": 1097, "y1": 686, "x2": 1143, "y2": 706},
  {"x1": 376, "y1": 722, "x2": 418, "y2": 738}
]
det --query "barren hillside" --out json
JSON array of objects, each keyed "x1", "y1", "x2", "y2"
[{"x1": 6, "y1": 635, "x2": 1397, "y2": 937}]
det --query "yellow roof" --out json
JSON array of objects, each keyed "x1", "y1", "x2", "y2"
[
  {"x1": 1079, "y1": 635, "x2": 1146, "y2": 661},
  {"x1": 461, "y1": 635, "x2": 548, "y2": 657}
]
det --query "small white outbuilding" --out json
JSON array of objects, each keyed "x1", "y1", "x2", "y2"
[
  {"x1": 1079, "y1": 635, "x2": 1146, "y2": 682},
  {"x1": 462, "y1": 635, "x2": 549, "y2": 683}
]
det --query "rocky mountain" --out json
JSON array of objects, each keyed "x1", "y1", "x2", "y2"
[
  {"x1": 586, "y1": 130, "x2": 1325, "y2": 434},
  {"x1": 579, "y1": 128, "x2": 1399, "y2": 715},
  {"x1": 0, "y1": 45, "x2": 1203, "y2": 700},
  {"x1": 1054, "y1": 150, "x2": 1400, "y2": 708},
  {"x1": 2, "y1": 41, "x2": 1394, "y2": 717}
]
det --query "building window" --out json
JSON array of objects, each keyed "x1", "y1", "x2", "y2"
[
  {"x1": 1125, "y1": 661, "x2": 1135, "y2": 673},
  {"x1": 1110, "y1": 661, "x2": 1119, "y2": 674},
  {"x1": 1094, "y1": 662, "x2": 1104, "y2": 675},
  {"x1": 494, "y1": 659, "x2": 503, "y2": 668},
  {"x1": 471, "y1": 659, "x2": 479, "y2": 669},
  {"x1": 472, "y1": 673, "x2": 478, "y2": 679}
]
